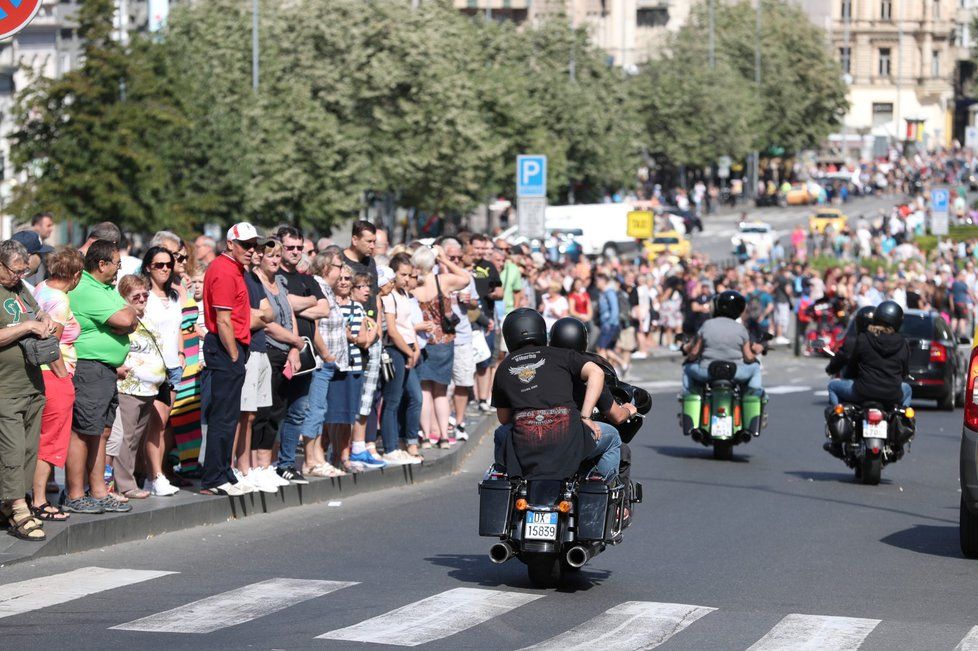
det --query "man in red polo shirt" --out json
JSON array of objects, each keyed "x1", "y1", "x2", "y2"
[{"x1": 201, "y1": 222, "x2": 260, "y2": 496}]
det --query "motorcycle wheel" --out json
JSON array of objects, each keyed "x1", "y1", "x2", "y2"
[
  {"x1": 526, "y1": 554, "x2": 563, "y2": 588},
  {"x1": 861, "y1": 456, "x2": 881, "y2": 485},
  {"x1": 713, "y1": 441, "x2": 733, "y2": 461}
]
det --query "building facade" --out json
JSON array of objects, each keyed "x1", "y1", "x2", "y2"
[{"x1": 803, "y1": 0, "x2": 955, "y2": 157}]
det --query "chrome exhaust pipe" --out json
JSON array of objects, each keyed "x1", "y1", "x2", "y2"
[
  {"x1": 489, "y1": 542, "x2": 514, "y2": 564},
  {"x1": 565, "y1": 545, "x2": 590, "y2": 569}
]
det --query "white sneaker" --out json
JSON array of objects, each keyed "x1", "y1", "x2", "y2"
[
  {"x1": 774, "y1": 336, "x2": 791, "y2": 345},
  {"x1": 455, "y1": 423, "x2": 469, "y2": 441},
  {"x1": 246, "y1": 469, "x2": 279, "y2": 493},
  {"x1": 214, "y1": 481, "x2": 244, "y2": 496},
  {"x1": 149, "y1": 473, "x2": 179, "y2": 496},
  {"x1": 382, "y1": 451, "x2": 410, "y2": 466},
  {"x1": 262, "y1": 466, "x2": 291, "y2": 487},
  {"x1": 632, "y1": 351, "x2": 648, "y2": 360},
  {"x1": 394, "y1": 449, "x2": 422, "y2": 465},
  {"x1": 232, "y1": 469, "x2": 257, "y2": 494}
]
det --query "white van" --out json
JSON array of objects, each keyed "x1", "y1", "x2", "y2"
[{"x1": 543, "y1": 203, "x2": 637, "y2": 257}]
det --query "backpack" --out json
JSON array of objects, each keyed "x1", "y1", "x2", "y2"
[{"x1": 617, "y1": 290, "x2": 632, "y2": 328}]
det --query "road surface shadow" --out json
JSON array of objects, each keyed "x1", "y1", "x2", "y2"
[
  {"x1": 647, "y1": 445, "x2": 751, "y2": 463},
  {"x1": 425, "y1": 554, "x2": 610, "y2": 592},
  {"x1": 879, "y1": 525, "x2": 961, "y2": 559},
  {"x1": 784, "y1": 469, "x2": 893, "y2": 485}
]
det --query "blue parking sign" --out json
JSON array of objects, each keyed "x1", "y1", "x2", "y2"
[
  {"x1": 931, "y1": 188, "x2": 949, "y2": 213},
  {"x1": 516, "y1": 155, "x2": 547, "y2": 197}
]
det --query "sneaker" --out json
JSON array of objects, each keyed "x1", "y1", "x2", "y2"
[
  {"x1": 261, "y1": 466, "x2": 291, "y2": 487},
  {"x1": 393, "y1": 449, "x2": 423, "y2": 465},
  {"x1": 205, "y1": 482, "x2": 244, "y2": 496},
  {"x1": 276, "y1": 466, "x2": 309, "y2": 485},
  {"x1": 382, "y1": 451, "x2": 411, "y2": 466},
  {"x1": 60, "y1": 495, "x2": 105, "y2": 514},
  {"x1": 631, "y1": 351, "x2": 648, "y2": 360},
  {"x1": 246, "y1": 469, "x2": 279, "y2": 493},
  {"x1": 479, "y1": 401, "x2": 496, "y2": 413},
  {"x1": 455, "y1": 423, "x2": 469, "y2": 441},
  {"x1": 95, "y1": 495, "x2": 133, "y2": 513},
  {"x1": 350, "y1": 450, "x2": 388, "y2": 468},
  {"x1": 232, "y1": 469, "x2": 256, "y2": 494},
  {"x1": 148, "y1": 474, "x2": 180, "y2": 497},
  {"x1": 773, "y1": 336, "x2": 791, "y2": 345}
]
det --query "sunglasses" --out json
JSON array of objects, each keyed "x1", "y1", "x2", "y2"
[
  {"x1": 175, "y1": 254, "x2": 188, "y2": 263},
  {"x1": 128, "y1": 291, "x2": 149, "y2": 301},
  {"x1": 448, "y1": 256, "x2": 462, "y2": 262},
  {"x1": 284, "y1": 245, "x2": 303, "y2": 251},
  {"x1": 236, "y1": 240, "x2": 258, "y2": 251},
  {"x1": 150, "y1": 262, "x2": 174, "y2": 270},
  {"x1": 331, "y1": 263, "x2": 344, "y2": 269}
]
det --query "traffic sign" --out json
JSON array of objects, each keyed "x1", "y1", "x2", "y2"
[
  {"x1": 0, "y1": 0, "x2": 42, "y2": 41},
  {"x1": 517, "y1": 196, "x2": 547, "y2": 240},
  {"x1": 967, "y1": 126, "x2": 978, "y2": 150},
  {"x1": 626, "y1": 210, "x2": 653, "y2": 239},
  {"x1": 717, "y1": 156, "x2": 732, "y2": 180},
  {"x1": 931, "y1": 188, "x2": 950, "y2": 236},
  {"x1": 516, "y1": 155, "x2": 547, "y2": 198}
]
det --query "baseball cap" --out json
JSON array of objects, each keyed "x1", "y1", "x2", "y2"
[
  {"x1": 377, "y1": 265, "x2": 395, "y2": 288},
  {"x1": 227, "y1": 222, "x2": 264, "y2": 243},
  {"x1": 12, "y1": 230, "x2": 53, "y2": 256}
]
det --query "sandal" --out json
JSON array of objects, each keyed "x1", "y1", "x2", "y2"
[
  {"x1": 2, "y1": 507, "x2": 46, "y2": 541},
  {"x1": 438, "y1": 440, "x2": 451, "y2": 450},
  {"x1": 28, "y1": 501, "x2": 70, "y2": 522},
  {"x1": 123, "y1": 489, "x2": 150, "y2": 500}
]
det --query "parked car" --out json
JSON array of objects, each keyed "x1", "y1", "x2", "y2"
[
  {"x1": 644, "y1": 230, "x2": 690, "y2": 259},
  {"x1": 808, "y1": 208, "x2": 848, "y2": 234},
  {"x1": 959, "y1": 335, "x2": 978, "y2": 557},
  {"x1": 785, "y1": 182, "x2": 818, "y2": 206}
]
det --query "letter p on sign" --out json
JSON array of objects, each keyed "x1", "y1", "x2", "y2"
[{"x1": 516, "y1": 155, "x2": 547, "y2": 198}]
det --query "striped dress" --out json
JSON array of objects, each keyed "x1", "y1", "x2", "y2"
[{"x1": 170, "y1": 297, "x2": 203, "y2": 473}]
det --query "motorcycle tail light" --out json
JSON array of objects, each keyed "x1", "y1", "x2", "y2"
[
  {"x1": 930, "y1": 342, "x2": 948, "y2": 363},
  {"x1": 965, "y1": 348, "x2": 978, "y2": 432},
  {"x1": 867, "y1": 409, "x2": 883, "y2": 424},
  {"x1": 872, "y1": 447, "x2": 880, "y2": 454},
  {"x1": 717, "y1": 407, "x2": 726, "y2": 416},
  {"x1": 515, "y1": 498, "x2": 528, "y2": 511}
]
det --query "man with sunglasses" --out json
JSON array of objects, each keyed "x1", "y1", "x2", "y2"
[
  {"x1": 467, "y1": 234, "x2": 502, "y2": 413},
  {"x1": 199, "y1": 223, "x2": 259, "y2": 496}
]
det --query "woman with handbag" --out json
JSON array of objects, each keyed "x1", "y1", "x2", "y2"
[
  {"x1": 139, "y1": 247, "x2": 185, "y2": 497},
  {"x1": 410, "y1": 245, "x2": 470, "y2": 449}
]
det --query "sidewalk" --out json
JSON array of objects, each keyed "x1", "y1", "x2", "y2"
[{"x1": 0, "y1": 413, "x2": 495, "y2": 567}]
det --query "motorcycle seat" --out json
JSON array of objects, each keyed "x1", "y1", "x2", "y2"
[
  {"x1": 707, "y1": 360, "x2": 737, "y2": 382},
  {"x1": 526, "y1": 480, "x2": 564, "y2": 505}
]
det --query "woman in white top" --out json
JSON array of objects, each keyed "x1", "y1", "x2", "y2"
[
  {"x1": 540, "y1": 280, "x2": 569, "y2": 331},
  {"x1": 140, "y1": 246, "x2": 185, "y2": 497}
]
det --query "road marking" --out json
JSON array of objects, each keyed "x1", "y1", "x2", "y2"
[
  {"x1": 318, "y1": 587, "x2": 542, "y2": 646},
  {"x1": 813, "y1": 390, "x2": 829, "y2": 397},
  {"x1": 635, "y1": 380, "x2": 683, "y2": 390},
  {"x1": 765, "y1": 385, "x2": 813, "y2": 395},
  {"x1": 112, "y1": 578, "x2": 356, "y2": 633},
  {"x1": 519, "y1": 601, "x2": 716, "y2": 650},
  {"x1": 0, "y1": 567, "x2": 175, "y2": 619},
  {"x1": 956, "y1": 626, "x2": 978, "y2": 650},
  {"x1": 748, "y1": 614, "x2": 880, "y2": 650}
]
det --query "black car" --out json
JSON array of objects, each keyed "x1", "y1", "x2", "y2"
[
  {"x1": 899, "y1": 310, "x2": 969, "y2": 410},
  {"x1": 839, "y1": 309, "x2": 968, "y2": 409}
]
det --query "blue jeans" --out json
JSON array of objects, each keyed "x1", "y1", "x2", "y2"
[
  {"x1": 277, "y1": 373, "x2": 312, "y2": 469},
  {"x1": 299, "y1": 363, "x2": 336, "y2": 439},
  {"x1": 683, "y1": 361, "x2": 763, "y2": 396},
  {"x1": 828, "y1": 378, "x2": 912, "y2": 407},
  {"x1": 381, "y1": 346, "x2": 422, "y2": 453},
  {"x1": 493, "y1": 421, "x2": 622, "y2": 481}
]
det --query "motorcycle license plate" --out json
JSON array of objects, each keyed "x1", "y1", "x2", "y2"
[
  {"x1": 524, "y1": 511, "x2": 558, "y2": 540},
  {"x1": 863, "y1": 421, "x2": 888, "y2": 439},
  {"x1": 711, "y1": 415, "x2": 733, "y2": 439}
]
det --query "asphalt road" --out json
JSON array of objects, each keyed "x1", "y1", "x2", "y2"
[{"x1": 2, "y1": 350, "x2": 977, "y2": 650}]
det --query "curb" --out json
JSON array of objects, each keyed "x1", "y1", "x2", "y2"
[{"x1": 0, "y1": 414, "x2": 496, "y2": 567}]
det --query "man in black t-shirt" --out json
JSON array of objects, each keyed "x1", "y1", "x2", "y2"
[
  {"x1": 341, "y1": 220, "x2": 380, "y2": 320},
  {"x1": 491, "y1": 309, "x2": 620, "y2": 481},
  {"x1": 467, "y1": 234, "x2": 503, "y2": 409}
]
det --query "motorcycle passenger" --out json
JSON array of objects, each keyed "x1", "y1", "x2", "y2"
[
  {"x1": 681, "y1": 290, "x2": 764, "y2": 396},
  {"x1": 548, "y1": 317, "x2": 637, "y2": 483},
  {"x1": 827, "y1": 300, "x2": 911, "y2": 408},
  {"x1": 824, "y1": 305, "x2": 875, "y2": 381},
  {"x1": 491, "y1": 308, "x2": 622, "y2": 482}
]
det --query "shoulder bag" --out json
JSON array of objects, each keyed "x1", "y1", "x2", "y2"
[
  {"x1": 16, "y1": 290, "x2": 60, "y2": 367},
  {"x1": 434, "y1": 275, "x2": 460, "y2": 335}
]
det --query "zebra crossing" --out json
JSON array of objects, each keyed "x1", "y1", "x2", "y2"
[{"x1": 0, "y1": 566, "x2": 972, "y2": 649}]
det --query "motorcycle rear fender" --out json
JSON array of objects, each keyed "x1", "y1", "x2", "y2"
[{"x1": 863, "y1": 438, "x2": 885, "y2": 455}]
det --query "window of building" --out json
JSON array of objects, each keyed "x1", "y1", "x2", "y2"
[
  {"x1": 872, "y1": 102, "x2": 894, "y2": 128},
  {"x1": 841, "y1": 0, "x2": 852, "y2": 19},
  {"x1": 878, "y1": 48, "x2": 892, "y2": 76},
  {"x1": 840, "y1": 47, "x2": 851, "y2": 75},
  {"x1": 881, "y1": 0, "x2": 892, "y2": 19},
  {"x1": 933, "y1": 0, "x2": 940, "y2": 18},
  {"x1": 636, "y1": 7, "x2": 669, "y2": 27},
  {"x1": 932, "y1": 49, "x2": 940, "y2": 77}
]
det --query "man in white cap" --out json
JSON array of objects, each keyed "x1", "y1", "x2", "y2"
[{"x1": 200, "y1": 223, "x2": 260, "y2": 496}]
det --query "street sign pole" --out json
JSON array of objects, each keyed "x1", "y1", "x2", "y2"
[
  {"x1": 516, "y1": 155, "x2": 548, "y2": 240},
  {"x1": 930, "y1": 188, "x2": 949, "y2": 240}
]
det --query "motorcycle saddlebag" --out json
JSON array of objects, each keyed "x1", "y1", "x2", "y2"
[
  {"x1": 741, "y1": 394, "x2": 764, "y2": 435},
  {"x1": 478, "y1": 479, "x2": 514, "y2": 537},
  {"x1": 681, "y1": 393, "x2": 702, "y2": 434},
  {"x1": 576, "y1": 482, "x2": 616, "y2": 541},
  {"x1": 892, "y1": 414, "x2": 915, "y2": 445}
]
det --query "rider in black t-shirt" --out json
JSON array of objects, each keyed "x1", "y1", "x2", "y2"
[{"x1": 491, "y1": 309, "x2": 622, "y2": 481}]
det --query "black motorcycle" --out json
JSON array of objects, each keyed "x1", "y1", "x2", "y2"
[
  {"x1": 478, "y1": 371, "x2": 650, "y2": 588},
  {"x1": 824, "y1": 402, "x2": 915, "y2": 485}
]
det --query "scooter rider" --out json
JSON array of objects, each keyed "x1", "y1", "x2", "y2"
[
  {"x1": 491, "y1": 308, "x2": 622, "y2": 482},
  {"x1": 827, "y1": 300, "x2": 911, "y2": 408},
  {"x1": 682, "y1": 290, "x2": 765, "y2": 396},
  {"x1": 548, "y1": 317, "x2": 636, "y2": 483}
]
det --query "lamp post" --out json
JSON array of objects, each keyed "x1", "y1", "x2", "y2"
[{"x1": 252, "y1": 0, "x2": 259, "y2": 92}]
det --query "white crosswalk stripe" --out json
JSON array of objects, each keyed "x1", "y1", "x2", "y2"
[
  {"x1": 519, "y1": 601, "x2": 716, "y2": 651},
  {"x1": 765, "y1": 385, "x2": 813, "y2": 395},
  {"x1": 956, "y1": 626, "x2": 978, "y2": 651},
  {"x1": 0, "y1": 567, "x2": 175, "y2": 619},
  {"x1": 747, "y1": 614, "x2": 881, "y2": 651},
  {"x1": 317, "y1": 587, "x2": 543, "y2": 647},
  {"x1": 111, "y1": 578, "x2": 356, "y2": 634}
]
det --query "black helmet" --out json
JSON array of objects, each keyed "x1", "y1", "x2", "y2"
[
  {"x1": 502, "y1": 308, "x2": 547, "y2": 351},
  {"x1": 549, "y1": 317, "x2": 588, "y2": 353},
  {"x1": 854, "y1": 306, "x2": 875, "y2": 334},
  {"x1": 873, "y1": 300, "x2": 903, "y2": 331},
  {"x1": 714, "y1": 290, "x2": 746, "y2": 320}
]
